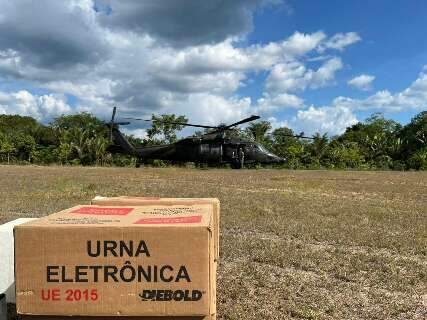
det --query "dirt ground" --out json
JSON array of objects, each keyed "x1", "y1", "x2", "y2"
[{"x1": 0, "y1": 165, "x2": 426, "y2": 320}]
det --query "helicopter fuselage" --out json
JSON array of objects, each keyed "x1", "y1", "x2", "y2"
[
  {"x1": 131, "y1": 134, "x2": 285, "y2": 167},
  {"x1": 108, "y1": 112, "x2": 286, "y2": 168}
]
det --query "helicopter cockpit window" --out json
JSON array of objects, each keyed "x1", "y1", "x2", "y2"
[
  {"x1": 256, "y1": 144, "x2": 275, "y2": 155},
  {"x1": 256, "y1": 144, "x2": 268, "y2": 152}
]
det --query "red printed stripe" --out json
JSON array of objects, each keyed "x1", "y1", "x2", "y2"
[
  {"x1": 71, "y1": 207, "x2": 134, "y2": 216},
  {"x1": 134, "y1": 215, "x2": 202, "y2": 224}
]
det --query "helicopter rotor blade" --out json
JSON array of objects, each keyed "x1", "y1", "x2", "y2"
[
  {"x1": 111, "y1": 106, "x2": 117, "y2": 123},
  {"x1": 162, "y1": 122, "x2": 218, "y2": 129},
  {"x1": 109, "y1": 107, "x2": 117, "y2": 142},
  {"x1": 286, "y1": 134, "x2": 315, "y2": 139},
  {"x1": 207, "y1": 115, "x2": 261, "y2": 135},
  {"x1": 123, "y1": 114, "x2": 260, "y2": 135},
  {"x1": 224, "y1": 115, "x2": 260, "y2": 129},
  {"x1": 267, "y1": 133, "x2": 315, "y2": 140},
  {"x1": 123, "y1": 117, "x2": 218, "y2": 129},
  {"x1": 122, "y1": 117, "x2": 151, "y2": 121}
]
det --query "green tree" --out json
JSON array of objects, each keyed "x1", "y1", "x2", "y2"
[
  {"x1": 246, "y1": 121, "x2": 272, "y2": 143},
  {"x1": 71, "y1": 128, "x2": 91, "y2": 164},
  {"x1": 270, "y1": 127, "x2": 308, "y2": 167},
  {"x1": 57, "y1": 142, "x2": 73, "y2": 165},
  {"x1": 52, "y1": 113, "x2": 111, "y2": 165},
  {"x1": 271, "y1": 127, "x2": 299, "y2": 154},
  {"x1": 339, "y1": 113, "x2": 401, "y2": 168},
  {"x1": 90, "y1": 136, "x2": 109, "y2": 166},
  {"x1": 408, "y1": 148, "x2": 427, "y2": 170},
  {"x1": 0, "y1": 114, "x2": 40, "y2": 135},
  {"x1": 51, "y1": 112, "x2": 106, "y2": 133},
  {"x1": 398, "y1": 111, "x2": 427, "y2": 166},
  {"x1": 146, "y1": 114, "x2": 188, "y2": 144},
  {"x1": 306, "y1": 133, "x2": 329, "y2": 167},
  {"x1": 0, "y1": 134, "x2": 16, "y2": 164},
  {"x1": 286, "y1": 144, "x2": 306, "y2": 169},
  {"x1": 326, "y1": 141, "x2": 365, "y2": 169},
  {"x1": 14, "y1": 133, "x2": 37, "y2": 162}
]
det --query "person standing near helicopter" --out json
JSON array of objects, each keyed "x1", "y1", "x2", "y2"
[{"x1": 238, "y1": 147, "x2": 245, "y2": 168}]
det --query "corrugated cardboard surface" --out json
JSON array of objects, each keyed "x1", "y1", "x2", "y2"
[
  {"x1": 91, "y1": 197, "x2": 220, "y2": 260},
  {"x1": 15, "y1": 205, "x2": 215, "y2": 317},
  {"x1": 21, "y1": 316, "x2": 216, "y2": 320}
]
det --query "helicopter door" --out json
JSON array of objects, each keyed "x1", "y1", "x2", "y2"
[
  {"x1": 198, "y1": 144, "x2": 223, "y2": 162},
  {"x1": 223, "y1": 145, "x2": 239, "y2": 161}
]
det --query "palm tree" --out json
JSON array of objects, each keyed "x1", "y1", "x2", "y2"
[
  {"x1": 246, "y1": 121, "x2": 272, "y2": 143},
  {"x1": 92, "y1": 137, "x2": 108, "y2": 166}
]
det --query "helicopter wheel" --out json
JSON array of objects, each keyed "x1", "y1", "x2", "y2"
[
  {"x1": 135, "y1": 158, "x2": 143, "y2": 168},
  {"x1": 231, "y1": 161, "x2": 242, "y2": 169}
]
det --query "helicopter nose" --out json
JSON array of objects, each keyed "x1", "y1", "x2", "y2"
[
  {"x1": 270, "y1": 155, "x2": 286, "y2": 163},
  {"x1": 276, "y1": 157, "x2": 286, "y2": 164}
]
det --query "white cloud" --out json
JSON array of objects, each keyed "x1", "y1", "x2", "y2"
[
  {"x1": 168, "y1": 94, "x2": 253, "y2": 126},
  {"x1": 0, "y1": 90, "x2": 72, "y2": 120},
  {"x1": 280, "y1": 31, "x2": 326, "y2": 56},
  {"x1": 96, "y1": 0, "x2": 281, "y2": 47},
  {"x1": 265, "y1": 57, "x2": 343, "y2": 93},
  {"x1": 293, "y1": 105, "x2": 358, "y2": 135},
  {"x1": 348, "y1": 74, "x2": 375, "y2": 91},
  {"x1": 285, "y1": 66, "x2": 427, "y2": 136},
  {"x1": 266, "y1": 116, "x2": 290, "y2": 130},
  {"x1": 319, "y1": 32, "x2": 361, "y2": 52},
  {"x1": 122, "y1": 128, "x2": 147, "y2": 139},
  {"x1": 148, "y1": 31, "x2": 336, "y2": 75},
  {"x1": 309, "y1": 57, "x2": 343, "y2": 87},
  {"x1": 0, "y1": 0, "x2": 364, "y2": 134},
  {"x1": 335, "y1": 70, "x2": 427, "y2": 112},
  {"x1": 256, "y1": 93, "x2": 304, "y2": 113}
]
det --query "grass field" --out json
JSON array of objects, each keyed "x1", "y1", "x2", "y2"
[{"x1": 1, "y1": 165, "x2": 426, "y2": 320}]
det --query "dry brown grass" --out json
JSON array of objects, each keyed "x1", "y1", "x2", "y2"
[{"x1": 1, "y1": 165, "x2": 426, "y2": 320}]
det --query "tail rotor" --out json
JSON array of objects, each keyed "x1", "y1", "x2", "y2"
[
  {"x1": 107, "y1": 106, "x2": 130, "y2": 143},
  {"x1": 109, "y1": 106, "x2": 117, "y2": 142}
]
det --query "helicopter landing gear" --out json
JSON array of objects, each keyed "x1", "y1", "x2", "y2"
[
  {"x1": 231, "y1": 162, "x2": 241, "y2": 169},
  {"x1": 135, "y1": 158, "x2": 143, "y2": 168},
  {"x1": 231, "y1": 148, "x2": 245, "y2": 169}
]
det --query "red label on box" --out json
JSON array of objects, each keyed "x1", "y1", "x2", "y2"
[
  {"x1": 71, "y1": 207, "x2": 134, "y2": 216},
  {"x1": 134, "y1": 215, "x2": 202, "y2": 224}
]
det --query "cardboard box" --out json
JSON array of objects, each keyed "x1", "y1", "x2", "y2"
[
  {"x1": 20, "y1": 316, "x2": 215, "y2": 320},
  {"x1": 20, "y1": 316, "x2": 216, "y2": 320},
  {"x1": 0, "y1": 218, "x2": 38, "y2": 303},
  {"x1": 91, "y1": 197, "x2": 220, "y2": 261},
  {"x1": 14, "y1": 205, "x2": 216, "y2": 317}
]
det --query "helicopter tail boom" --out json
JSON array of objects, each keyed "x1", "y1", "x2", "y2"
[{"x1": 108, "y1": 125, "x2": 136, "y2": 155}]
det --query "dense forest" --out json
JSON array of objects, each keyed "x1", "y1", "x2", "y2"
[{"x1": 0, "y1": 111, "x2": 426, "y2": 170}]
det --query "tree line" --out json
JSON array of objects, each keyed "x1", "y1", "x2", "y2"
[{"x1": 0, "y1": 111, "x2": 425, "y2": 170}]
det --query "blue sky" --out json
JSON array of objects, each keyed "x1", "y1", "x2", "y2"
[
  {"x1": 244, "y1": 0, "x2": 427, "y2": 125},
  {"x1": 0, "y1": 0, "x2": 425, "y2": 137}
]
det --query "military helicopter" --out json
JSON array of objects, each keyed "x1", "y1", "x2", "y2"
[{"x1": 106, "y1": 107, "x2": 309, "y2": 168}]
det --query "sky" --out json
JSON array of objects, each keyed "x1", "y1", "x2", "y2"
[{"x1": 0, "y1": 0, "x2": 426, "y2": 138}]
